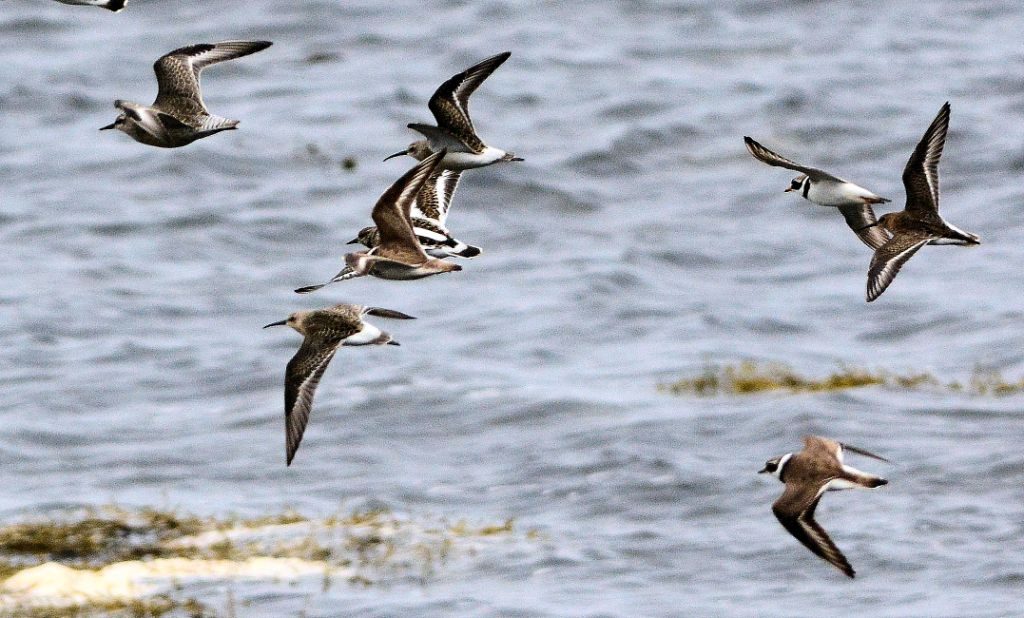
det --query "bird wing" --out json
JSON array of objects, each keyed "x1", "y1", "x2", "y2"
[
  {"x1": 283, "y1": 337, "x2": 339, "y2": 466},
  {"x1": 154, "y1": 40, "x2": 272, "y2": 111},
  {"x1": 372, "y1": 150, "x2": 446, "y2": 263},
  {"x1": 412, "y1": 169, "x2": 461, "y2": 224},
  {"x1": 840, "y1": 443, "x2": 891, "y2": 463},
  {"x1": 773, "y1": 484, "x2": 855, "y2": 578},
  {"x1": 435, "y1": 169, "x2": 462, "y2": 224},
  {"x1": 866, "y1": 231, "x2": 934, "y2": 302},
  {"x1": 902, "y1": 102, "x2": 950, "y2": 216},
  {"x1": 743, "y1": 136, "x2": 842, "y2": 182},
  {"x1": 427, "y1": 51, "x2": 511, "y2": 146},
  {"x1": 838, "y1": 204, "x2": 891, "y2": 250},
  {"x1": 363, "y1": 307, "x2": 416, "y2": 320}
]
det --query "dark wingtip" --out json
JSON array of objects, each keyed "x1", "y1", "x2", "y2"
[
  {"x1": 387, "y1": 340, "x2": 400, "y2": 346},
  {"x1": 294, "y1": 285, "x2": 320, "y2": 294}
]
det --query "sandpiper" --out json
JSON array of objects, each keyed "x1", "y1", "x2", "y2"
[
  {"x1": 346, "y1": 161, "x2": 480, "y2": 258},
  {"x1": 760, "y1": 435, "x2": 890, "y2": 578},
  {"x1": 264, "y1": 304, "x2": 414, "y2": 466},
  {"x1": 54, "y1": 0, "x2": 126, "y2": 10},
  {"x1": 866, "y1": 102, "x2": 980, "y2": 301},
  {"x1": 385, "y1": 51, "x2": 522, "y2": 170},
  {"x1": 744, "y1": 136, "x2": 892, "y2": 250},
  {"x1": 101, "y1": 40, "x2": 272, "y2": 148},
  {"x1": 295, "y1": 150, "x2": 462, "y2": 293}
]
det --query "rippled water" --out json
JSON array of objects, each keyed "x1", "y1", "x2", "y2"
[{"x1": 1, "y1": 0, "x2": 1023, "y2": 615}]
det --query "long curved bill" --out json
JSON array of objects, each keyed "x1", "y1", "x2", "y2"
[
  {"x1": 263, "y1": 319, "x2": 288, "y2": 329},
  {"x1": 383, "y1": 150, "x2": 408, "y2": 161}
]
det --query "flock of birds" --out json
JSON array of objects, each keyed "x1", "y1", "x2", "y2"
[{"x1": 26, "y1": 0, "x2": 987, "y2": 582}]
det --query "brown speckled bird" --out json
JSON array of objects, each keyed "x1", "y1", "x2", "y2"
[
  {"x1": 866, "y1": 102, "x2": 980, "y2": 301},
  {"x1": 101, "y1": 40, "x2": 272, "y2": 148},
  {"x1": 385, "y1": 52, "x2": 522, "y2": 170},
  {"x1": 264, "y1": 304, "x2": 414, "y2": 466}
]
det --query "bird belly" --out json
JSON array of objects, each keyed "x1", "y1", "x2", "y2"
[
  {"x1": 368, "y1": 259, "x2": 435, "y2": 280},
  {"x1": 343, "y1": 323, "x2": 388, "y2": 346},
  {"x1": 823, "y1": 477, "x2": 860, "y2": 491},
  {"x1": 441, "y1": 147, "x2": 506, "y2": 170},
  {"x1": 807, "y1": 182, "x2": 875, "y2": 207}
]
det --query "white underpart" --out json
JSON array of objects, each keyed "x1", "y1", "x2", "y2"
[
  {"x1": 344, "y1": 322, "x2": 383, "y2": 346},
  {"x1": 413, "y1": 226, "x2": 450, "y2": 242},
  {"x1": 806, "y1": 179, "x2": 882, "y2": 207},
  {"x1": 937, "y1": 217, "x2": 979, "y2": 242},
  {"x1": 440, "y1": 146, "x2": 507, "y2": 170}
]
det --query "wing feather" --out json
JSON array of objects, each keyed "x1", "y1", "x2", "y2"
[
  {"x1": 743, "y1": 136, "x2": 842, "y2": 182},
  {"x1": 902, "y1": 102, "x2": 949, "y2": 215},
  {"x1": 866, "y1": 232, "x2": 933, "y2": 301},
  {"x1": 283, "y1": 339, "x2": 338, "y2": 466}
]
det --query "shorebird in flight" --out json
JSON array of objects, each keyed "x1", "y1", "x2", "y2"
[
  {"x1": 295, "y1": 149, "x2": 462, "y2": 293},
  {"x1": 264, "y1": 304, "x2": 414, "y2": 466},
  {"x1": 386, "y1": 52, "x2": 522, "y2": 170},
  {"x1": 760, "y1": 435, "x2": 890, "y2": 578},
  {"x1": 744, "y1": 136, "x2": 892, "y2": 250},
  {"x1": 865, "y1": 102, "x2": 980, "y2": 301},
  {"x1": 346, "y1": 162, "x2": 480, "y2": 261},
  {"x1": 101, "y1": 40, "x2": 272, "y2": 148}
]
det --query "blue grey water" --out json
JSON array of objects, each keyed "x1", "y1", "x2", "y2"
[{"x1": 1, "y1": 0, "x2": 1022, "y2": 615}]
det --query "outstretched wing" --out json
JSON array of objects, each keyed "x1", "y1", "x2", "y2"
[
  {"x1": 773, "y1": 485, "x2": 855, "y2": 578},
  {"x1": 372, "y1": 150, "x2": 446, "y2": 262},
  {"x1": 428, "y1": 51, "x2": 511, "y2": 144},
  {"x1": 154, "y1": 40, "x2": 272, "y2": 111},
  {"x1": 840, "y1": 443, "x2": 891, "y2": 463},
  {"x1": 283, "y1": 337, "x2": 339, "y2": 466},
  {"x1": 866, "y1": 231, "x2": 933, "y2": 302},
  {"x1": 743, "y1": 136, "x2": 842, "y2": 182},
  {"x1": 838, "y1": 204, "x2": 890, "y2": 250},
  {"x1": 902, "y1": 102, "x2": 949, "y2": 216}
]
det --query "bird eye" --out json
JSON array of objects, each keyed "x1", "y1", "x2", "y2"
[
  {"x1": 765, "y1": 461, "x2": 777, "y2": 472},
  {"x1": 790, "y1": 179, "x2": 801, "y2": 189}
]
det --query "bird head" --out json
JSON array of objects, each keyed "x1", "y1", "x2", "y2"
[
  {"x1": 784, "y1": 175, "x2": 808, "y2": 193},
  {"x1": 384, "y1": 140, "x2": 433, "y2": 162}
]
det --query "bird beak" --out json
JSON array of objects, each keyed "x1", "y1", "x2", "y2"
[
  {"x1": 758, "y1": 466, "x2": 769, "y2": 474},
  {"x1": 387, "y1": 341, "x2": 400, "y2": 346},
  {"x1": 99, "y1": 122, "x2": 116, "y2": 131},
  {"x1": 346, "y1": 238, "x2": 359, "y2": 245},
  {"x1": 383, "y1": 150, "x2": 407, "y2": 162},
  {"x1": 783, "y1": 187, "x2": 794, "y2": 193},
  {"x1": 263, "y1": 319, "x2": 287, "y2": 329}
]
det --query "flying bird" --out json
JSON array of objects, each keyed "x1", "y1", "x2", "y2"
[
  {"x1": 264, "y1": 304, "x2": 414, "y2": 466},
  {"x1": 295, "y1": 149, "x2": 463, "y2": 293},
  {"x1": 101, "y1": 40, "x2": 272, "y2": 148},
  {"x1": 386, "y1": 52, "x2": 522, "y2": 170},
  {"x1": 744, "y1": 136, "x2": 891, "y2": 250},
  {"x1": 865, "y1": 102, "x2": 980, "y2": 301},
  {"x1": 760, "y1": 435, "x2": 890, "y2": 578}
]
